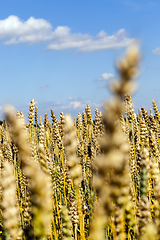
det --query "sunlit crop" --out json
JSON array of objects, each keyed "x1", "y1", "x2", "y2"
[{"x1": 0, "y1": 45, "x2": 159, "y2": 240}]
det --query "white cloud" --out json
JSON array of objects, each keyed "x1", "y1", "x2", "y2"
[
  {"x1": 69, "y1": 100, "x2": 100, "y2": 109},
  {"x1": 47, "y1": 28, "x2": 133, "y2": 52},
  {"x1": 46, "y1": 26, "x2": 92, "y2": 51},
  {"x1": 152, "y1": 47, "x2": 160, "y2": 54},
  {"x1": 98, "y1": 72, "x2": 114, "y2": 81},
  {"x1": 54, "y1": 100, "x2": 101, "y2": 111},
  {"x1": 96, "y1": 72, "x2": 114, "y2": 88},
  {"x1": 0, "y1": 15, "x2": 52, "y2": 44},
  {"x1": 70, "y1": 101, "x2": 85, "y2": 109},
  {"x1": 0, "y1": 15, "x2": 135, "y2": 52}
]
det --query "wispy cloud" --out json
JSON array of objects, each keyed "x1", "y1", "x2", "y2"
[
  {"x1": 122, "y1": 1, "x2": 142, "y2": 10},
  {"x1": 0, "y1": 15, "x2": 135, "y2": 52},
  {"x1": 67, "y1": 96, "x2": 82, "y2": 101},
  {"x1": 152, "y1": 47, "x2": 160, "y2": 55},
  {"x1": 53, "y1": 100, "x2": 101, "y2": 111},
  {"x1": 122, "y1": 0, "x2": 157, "y2": 10},
  {"x1": 40, "y1": 84, "x2": 49, "y2": 88},
  {"x1": 97, "y1": 83, "x2": 107, "y2": 88},
  {"x1": 12, "y1": 99, "x2": 102, "y2": 122}
]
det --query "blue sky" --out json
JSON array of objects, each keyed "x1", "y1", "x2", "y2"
[{"x1": 0, "y1": 0, "x2": 160, "y2": 121}]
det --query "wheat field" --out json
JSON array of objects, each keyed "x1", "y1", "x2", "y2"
[{"x1": 0, "y1": 45, "x2": 160, "y2": 240}]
